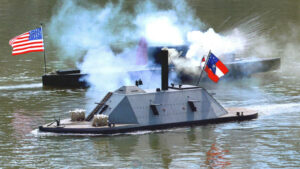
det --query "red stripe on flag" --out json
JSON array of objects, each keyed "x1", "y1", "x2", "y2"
[
  {"x1": 13, "y1": 41, "x2": 43, "y2": 48},
  {"x1": 12, "y1": 39, "x2": 29, "y2": 44},
  {"x1": 9, "y1": 33, "x2": 29, "y2": 45},
  {"x1": 13, "y1": 45, "x2": 44, "y2": 52},
  {"x1": 14, "y1": 37, "x2": 29, "y2": 41},
  {"x1": 15, "y1": 34, "x2": 29, "y2": 39},
  {"x1": 205, "y1": 67, "x2": 220, "y2": 83},
  {"x1": 12, "y1": 49, "x2": 44, "y2": 56},
  {"x1": 216, "y1": 61, "x2": 229, "y2": 74}
]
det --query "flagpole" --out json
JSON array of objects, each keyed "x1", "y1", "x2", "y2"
[
  {"x1": 196, "y1": 50, "x2": 211, "y2": 86},
  {"x1": 40, "y1": 23, "x2": 47, "y2": 74}
]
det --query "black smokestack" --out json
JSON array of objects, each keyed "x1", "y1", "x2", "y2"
[{"x1": 159, "y1": 50, "x2": 169, "y2": 90}]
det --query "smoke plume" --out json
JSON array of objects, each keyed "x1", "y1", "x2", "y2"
[
  {"x1": 48, "y1": 0, "x2": 274, "y2": 107},
  {"x1": 48, "y1": 0, "x2": 202, "y2": 93},
  {"x1": 168, "y1": 28, "x2": 246, "y2": 75}
]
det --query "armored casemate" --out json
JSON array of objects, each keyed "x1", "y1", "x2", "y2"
[{"x1": 39, "y1": 50, "x2": 258, "y2": 134}]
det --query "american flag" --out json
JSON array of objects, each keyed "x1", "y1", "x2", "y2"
[{"x1": 9, "y1": 27, "x2": 44, "y2": 55}]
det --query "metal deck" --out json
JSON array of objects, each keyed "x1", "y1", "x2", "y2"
[{"x1": 39, "y1": 107, "x2": 258, "y2": 134}]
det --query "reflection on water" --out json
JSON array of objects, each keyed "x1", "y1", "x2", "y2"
[
  {"x1": 205, "y1": 143, "x2": 231, "y2": 168},
  {"x1": 12, "y1": 111, "x2": 38, "y2": 139}
]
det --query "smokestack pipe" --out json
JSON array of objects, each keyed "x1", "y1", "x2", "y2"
[{"x1": 159, "y1": 50, "x2": 169, "y2": 90}]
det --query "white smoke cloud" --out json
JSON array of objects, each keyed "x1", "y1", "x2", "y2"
[
  {"x1": 278, "y1": 23, "x2": 300, "y2": 77},
  {"x1": 48, "y1": 0, "x2": 205, "y2": 93},
  {"x1": 79, "y1": 47, "x2": 136, "y2": 92},
  {"x1": 136, "y1": 14, "x2": 184, "y2": 46},
  {"x1": 133, "y1": 0, "x2": 202, "y2": 46},
  {"x1": 166, "y1": 28, "x2": 247, "y2": 75},
  {"x1": 48, "y1": 0, "x2": 135, "y2": 60},
  {"x1": 187, "y1": 28, "x2": 246, "y2": 58},
  {"x1": 48, "y1": 0, "x2": 254, "y2": 104}
]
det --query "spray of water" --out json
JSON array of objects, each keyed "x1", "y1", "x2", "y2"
[
  {"x1": 0, "y1": 83, "x2": 42, "y2": 91},
  {"x1": 278, "y1": 23, "x2": 300, "y2": 77}
]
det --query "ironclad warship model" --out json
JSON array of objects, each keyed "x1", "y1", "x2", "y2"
[{"x1": 39, "y1": 50, "x2": 258, "y2": 134}]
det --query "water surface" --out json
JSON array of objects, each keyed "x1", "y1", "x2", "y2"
[{"x1": 0, "y1": 0, "x2": 300, "y2": 168}]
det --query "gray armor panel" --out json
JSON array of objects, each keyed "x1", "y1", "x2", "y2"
[{"x1": 101, "y1": 85, "x2": 228, "y2": 125}]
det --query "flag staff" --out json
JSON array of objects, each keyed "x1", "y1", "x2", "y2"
[
  {"x1": 196, "y1": 50, "x2": 211, "y2": 86},
  {"x1": 40, "y1": 23, "x2": 47, "y2": 74}
]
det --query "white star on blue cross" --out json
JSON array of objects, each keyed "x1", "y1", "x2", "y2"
[{"x1": 207, "y1": 53, "x2": 219, "y2": 74}]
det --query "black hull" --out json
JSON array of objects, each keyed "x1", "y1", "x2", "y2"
[
  {"x1": 39, "y1": 113, "x2": 258, "y2": 134},
  {"x1": 222, "y1": 57, "x2": 280, "y2": 77},
  {"x1": 42, "y1": 73, "x2": 88, "y2": 88},
  {"x1": 180, "y1": 57, "x2": 281, "y2": 83}
]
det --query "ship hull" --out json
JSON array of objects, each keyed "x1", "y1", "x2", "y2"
[
  {"x1": 39, "y1": 110, "x2": 258, "y2": 135},
  {"x1": 42, "y1": 73, "x2": 88, "y2": 88}
]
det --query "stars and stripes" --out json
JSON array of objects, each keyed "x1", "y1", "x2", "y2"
[
  {"x1": 9, "y1": 27, "x2": 44, "y2": 55},
  {"x1": 201, "y1": 52, "x2": 229, "y2": 83}
]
